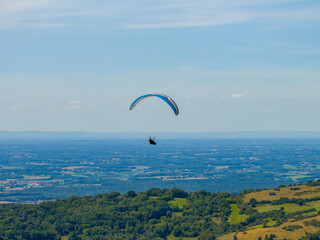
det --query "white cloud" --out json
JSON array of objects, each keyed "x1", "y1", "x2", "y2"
[
  {"x1": 11, "y1": 103, "x2": 28, "y2": 109},
  {"x1": 66, "y1": 100, "x2": 81, "y2": 109},
  {"x1": 0, "y1": 0, "x2": 57, "y2": 13},
  {"x1": 66, "y1": 100, "x2": 97, "y2": 110},
  {"x1": 0, "y1": 0, "x2": 318, "y2": 29},
  {"x1": 230, "y1": 93, "x2": 244, "y2": 98}
]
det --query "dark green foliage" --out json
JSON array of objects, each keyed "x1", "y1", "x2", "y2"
[
  {"x1": 282, "y1": 225, "x2": 303, "y2": 231},
  {"x1": 249, "y1": 198, "x2": 257, "y2": 207},
  {"x1": 306, "y1": 180, "x2": 320, "y2": 187},
  {"x1": 304, "y1": 219, "x2": 320, "y2": 228},
  {"x1": 0, "y1": 188, "x2": 239, "y2": 239},
  {"x1": 5, "y1": 182, "x2": 320, "y2": 239},
  {"x1": 170, "y1": 188, "x2": 188, "y2": 198},
  {"x1": 264, "y1": 234, "x2": 276, "y2": 240},
  {"x1": 300, "y1": 231, "x2": 320, "y2": 240}
]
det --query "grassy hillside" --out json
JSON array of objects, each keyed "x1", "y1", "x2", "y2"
[
  {"x1": 219, "y1": 180, "x2": 320, "y2": 240},
  {"x1": 244, "y1": 184, "x2": 320, "y2": 202},
  {"x1": 2, "y1": 181, "x2": 320, "y2": 239},
  {"x1": 235, "y1": 215, "x2": 320, "y2": 240}
]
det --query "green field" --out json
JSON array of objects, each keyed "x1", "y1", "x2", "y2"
[
  {"x1": 228, "y1": 204, "x2": 248, "y2": 224},
  {"x1": 254, "y1": 200, "x2": 320, "y2": 214},
  {"x1": 169, "y1": 198, "x2": 187, "y2": 209},
  {"x1": 286, "y1": 175, "x2": 310, "y2": 180},
  {"x1": 249, "y1": 218, "x2": 277, "y2": 229},
  {"x1": 61, "y1": 171, "x2": 89, "y2": 178},
  {"x1": 301, "y1": 211, "x2": 317, "y2": 217},
  {"x1": 306, "y1": 200, "x2": 320, "y2": 210},
  {"x1": 255, "y1": 203, "x2": 311, "y2": 214}
]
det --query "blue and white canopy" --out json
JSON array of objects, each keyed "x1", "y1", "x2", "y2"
[{"x1": 129, "y1": 93, "x2": 179, "y2": 116}]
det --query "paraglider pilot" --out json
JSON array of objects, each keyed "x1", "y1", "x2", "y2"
[
  {"x1": 149, "y1": 137, "x2": 156, "y2": 145},
  {"x1": 129, "y1": 93, "x2": 179, "y2": 146}
]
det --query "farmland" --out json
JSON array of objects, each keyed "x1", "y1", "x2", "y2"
[{"x1": 1, "y1": 138, "x2": 320, "y2": 203}]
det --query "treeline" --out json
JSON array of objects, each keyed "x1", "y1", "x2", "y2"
[
  {"x1": 2, "y1": 180, "x2": 320, "y2": 239},
  {"x1": 0, "y1": 188, "x2": 241, "y2": 240}
]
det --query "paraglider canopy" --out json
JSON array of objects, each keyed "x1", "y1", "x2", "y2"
[{"x1": 129, "y1": 93, "x2": 179, "y2": 116}]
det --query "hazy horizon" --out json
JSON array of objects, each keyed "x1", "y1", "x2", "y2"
[{"x1": 1, "y1": 130, "x2": 320, "y2": 140}]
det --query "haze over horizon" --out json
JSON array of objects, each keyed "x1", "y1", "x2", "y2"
[{"x1": 1, "y1": 0, "x2": 319, "y2": 132}]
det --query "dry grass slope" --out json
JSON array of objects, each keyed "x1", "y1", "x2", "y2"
[
  {"x1": 244, "y1": 185, "x2": 320, "y2": 202},
  {"x1": 235, "y1": 215, "x2": 320, "y2": 240}
]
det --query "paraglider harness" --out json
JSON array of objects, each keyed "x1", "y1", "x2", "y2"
[{"x1": 149, "y1": 137, "x2": 156, "y2": 145}]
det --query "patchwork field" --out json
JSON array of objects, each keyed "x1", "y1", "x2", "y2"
[{"x1": 219, "y1": 183, "x2": 320, "y2": 240}]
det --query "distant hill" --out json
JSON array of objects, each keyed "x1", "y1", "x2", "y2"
[
  {"x1": 1, "y1": 130, "x2": 320, "y2": 139},
  {"x1": 2, "y1": 181, "x2": 320, "y2": 239}
]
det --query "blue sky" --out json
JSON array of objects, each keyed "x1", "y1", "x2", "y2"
[{"x1": 0, "y1": 0, "x2": 319, "y2": 132}]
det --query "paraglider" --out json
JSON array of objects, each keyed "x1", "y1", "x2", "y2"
[
  {"x1": 129, "y1": 93, "x2": 179, "y2": 145},
  {"x1": 129, "y1": 93, "x2": 179, "y2": 116},
  {"x1": 149, "y1": 137, "x2": 156, "y2": 145}
]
